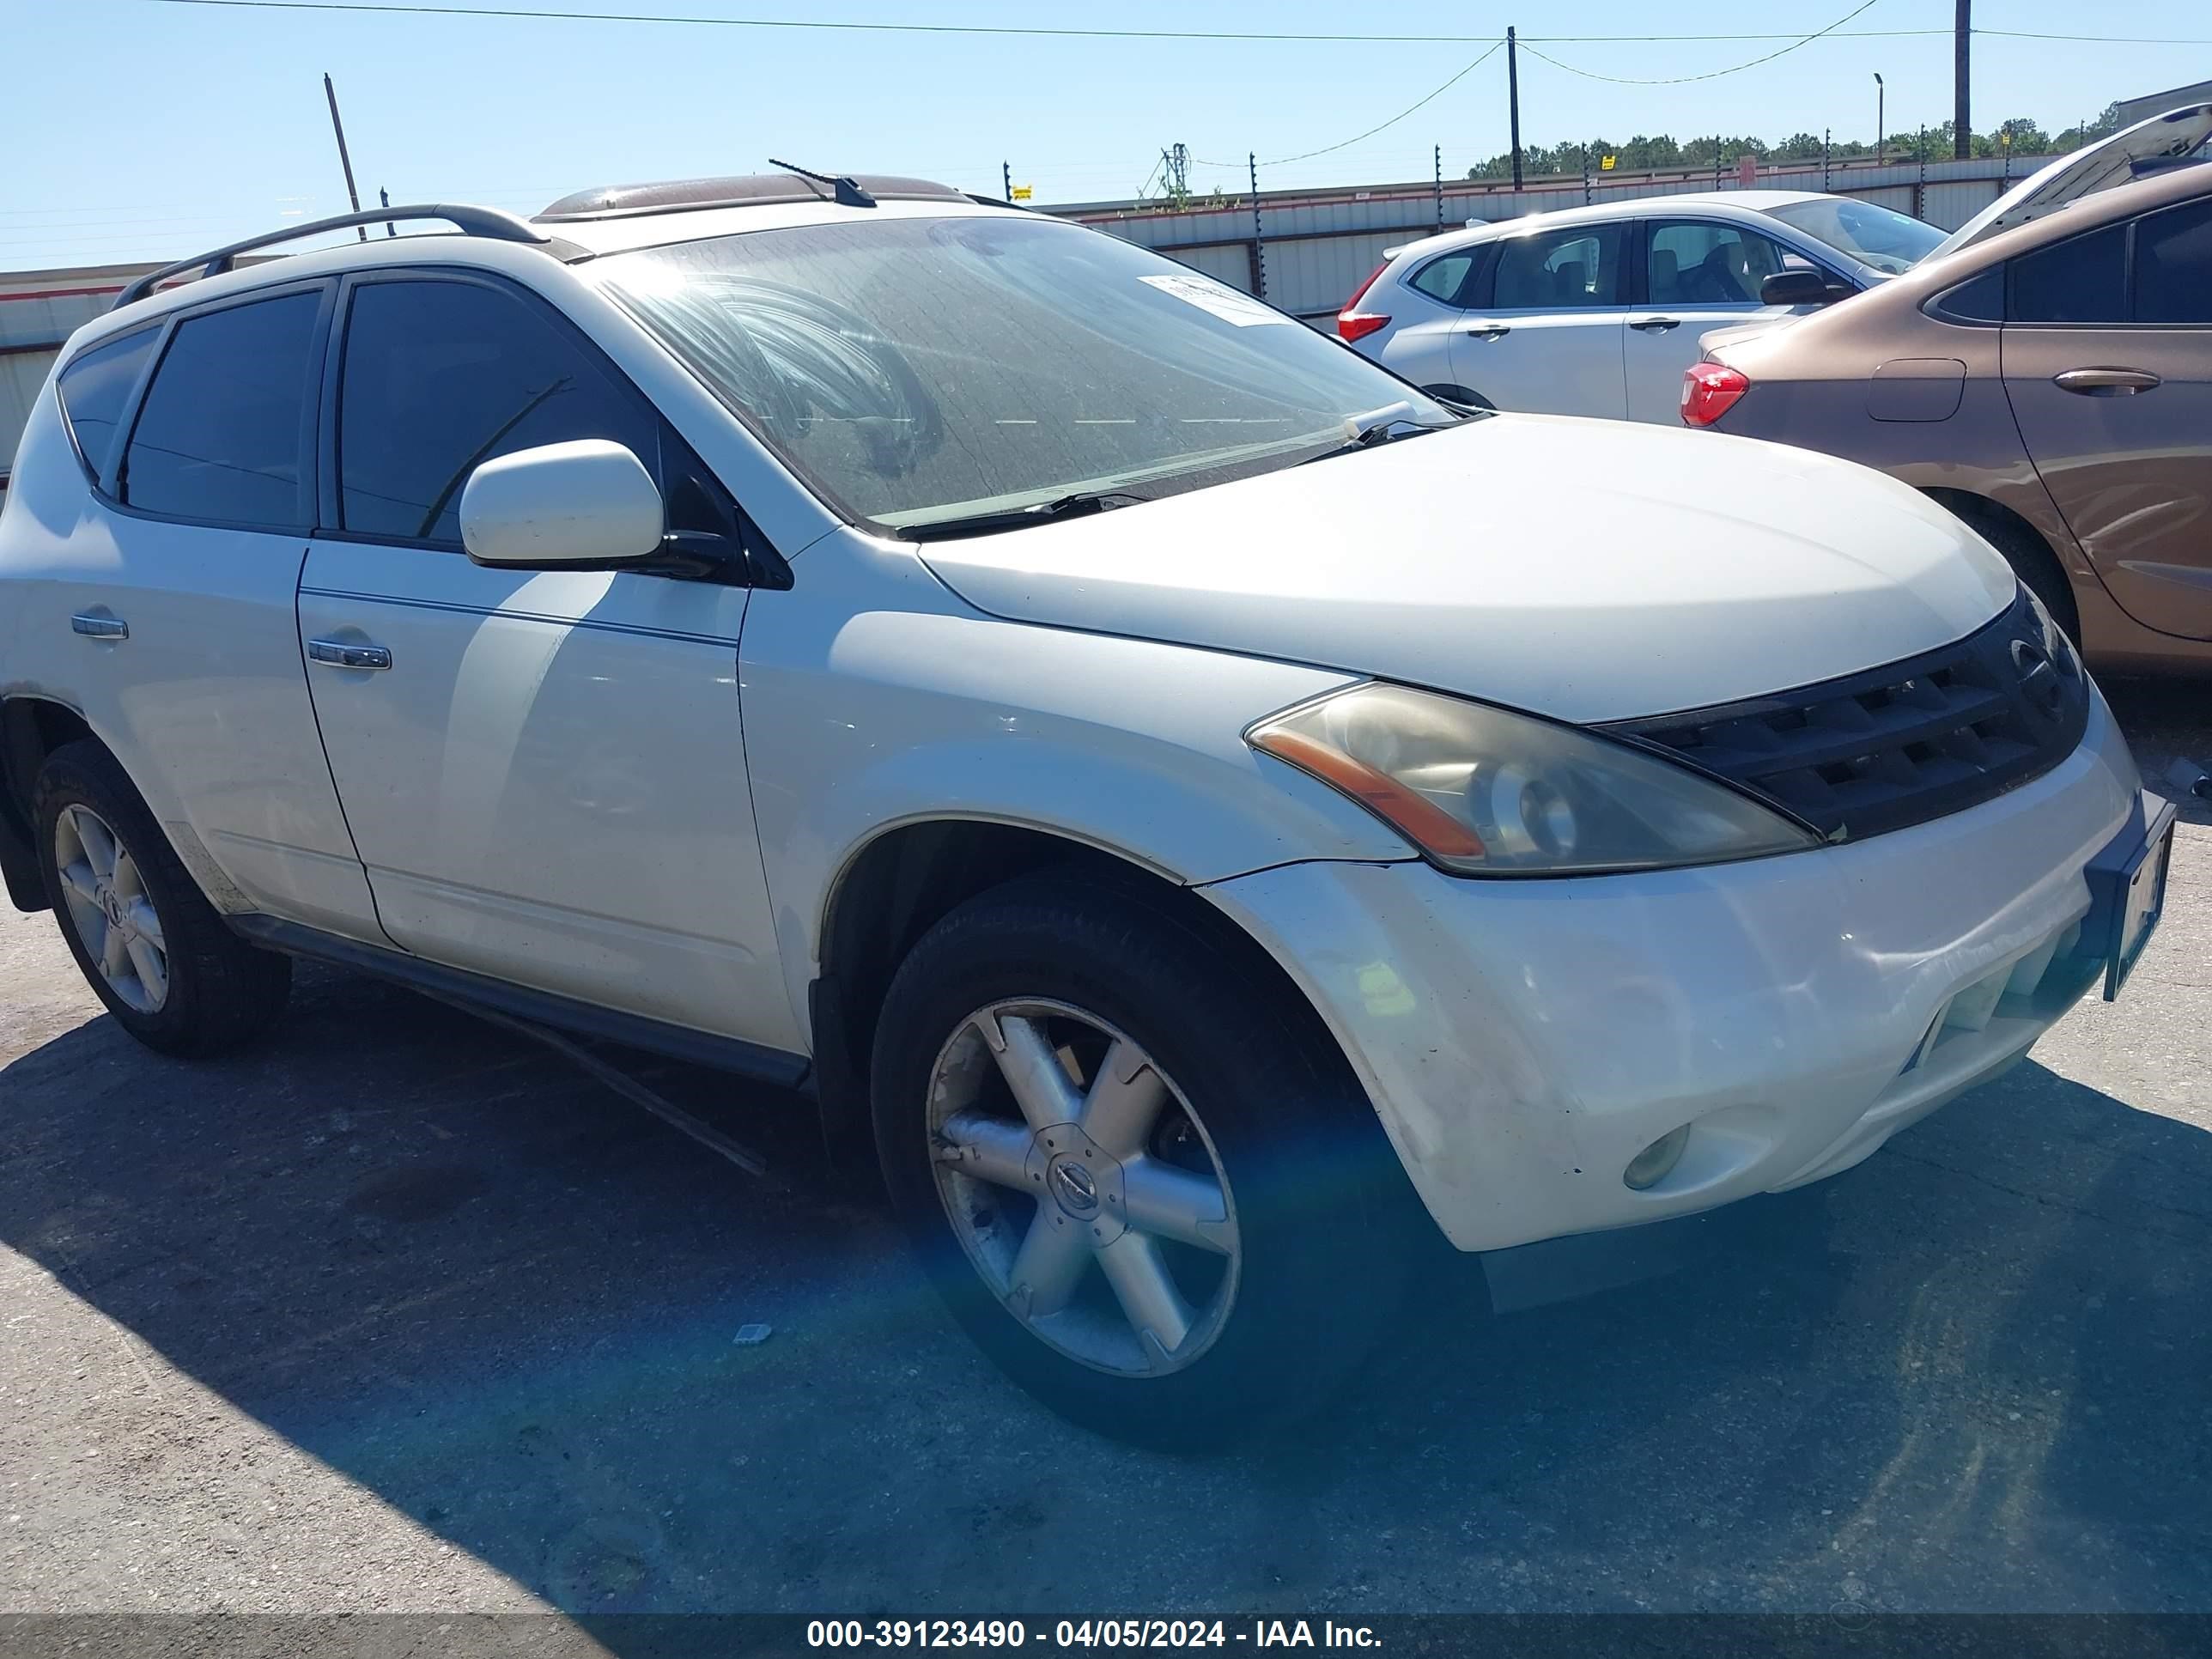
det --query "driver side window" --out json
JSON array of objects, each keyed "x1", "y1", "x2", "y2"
[
  {"x1": 1648, "y1": 221, "x2": 1792, "y2": 307},
  {"x1": 336, "y1": 277, "x2": 661, "y2": 546}
]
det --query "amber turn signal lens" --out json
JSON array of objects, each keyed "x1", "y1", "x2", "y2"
[{"x1": 1250, "y1": 726, "x2": 1486, "y2": 860}]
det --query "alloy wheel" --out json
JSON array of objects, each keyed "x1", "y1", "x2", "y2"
[
  {"x1": 53, "y1": 803, "x2": 168, "y2": 1013},
  {"x1": 927, "y1": 999, "x2": 1241, "y2": 1377}
]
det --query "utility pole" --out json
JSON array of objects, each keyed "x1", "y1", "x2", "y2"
[
  {"x1": 1433, "y1": 144, "x2": 1443, "y2": 228},
  {"x1": 1917, "y1": 125, "x2": 1928, "y2": 218},
  {"x1": 1823, "y1": 127, "x2": 1832, "y2": 190},
  {"x1": 1875, "y1": 72, "x2": 1885, "y2": 163},
  {"x1": 1249, "y1": 153, "x2": 1265, "y2": 300},
  {"x1": 1954, "y1": 0, "x2": 1972, "y2": 160},
  {"x1": 1506, "y1": 26, "x2": 1522, "y2": 191},
  {"x1": 1582, "y1": 144, "x2": 1591, "y2": 205},
  {"x1": 321, "y1": 72, "x2": 368, "y2": 241},
  {"x1": 1002, "y1": 160, "x2": 1012, "y2": 203}
]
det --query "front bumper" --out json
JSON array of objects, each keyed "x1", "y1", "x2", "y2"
[{"x1": 1203, "y1": 692, "x2": 2145, "y2": 1253}]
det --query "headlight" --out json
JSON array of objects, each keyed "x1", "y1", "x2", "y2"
[{"x1": 1248, "y1": 683, "x2": 1820, "y2": 876}]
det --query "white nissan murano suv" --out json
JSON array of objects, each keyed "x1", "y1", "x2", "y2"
[{"x1": 0, "y1": 170, "x2": 2174, "y2": 1445}]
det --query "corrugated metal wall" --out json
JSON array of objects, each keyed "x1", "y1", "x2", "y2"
[
  {"x1": 0, "y1": 280, "x2": 134, "y2": 483},
  {"x1": 1068, "y1": 154, "x2": 2042, "y2": 321}
]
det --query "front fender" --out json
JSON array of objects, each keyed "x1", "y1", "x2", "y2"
[{"x1": 740, "y1": 582, "x2": 1415, "y2": 1037}]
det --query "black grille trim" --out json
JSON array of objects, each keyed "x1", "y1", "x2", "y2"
[{"x1": 1600, "y1": 589, "x2": 2089, "y2": 843}]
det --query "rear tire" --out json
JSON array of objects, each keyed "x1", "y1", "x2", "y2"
[
  {"x1": 870, "y1": 872, "x2": 1420, "y2": 1449},
  {"x1": 33, "y1": 741, "x2": 290, "y2": 1057},
  {"x1": 1942, "y1": 498, "x2": 2081, "y2": 644}
]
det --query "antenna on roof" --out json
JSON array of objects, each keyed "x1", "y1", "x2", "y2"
[
  {"x1": 765, "y1": 157, "x2": 878, "y2": 209},
  {"x1": 322, "y1": 73, "x2": 369, "y2": 242}
]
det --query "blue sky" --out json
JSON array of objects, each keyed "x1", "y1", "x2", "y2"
[{"x1": 3, "y1": 0, "x2": 2208, "y2": 270}]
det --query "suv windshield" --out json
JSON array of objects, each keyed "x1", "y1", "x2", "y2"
[
  {"x1": 1765, "y1": 197, "x2": 1948, "y2": 275},
  {"x1": 598, "y1": 214, "x2": 1453, "y2": 533}
]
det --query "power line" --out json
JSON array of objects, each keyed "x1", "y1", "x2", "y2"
[
  {"x1": 1976, "y1": 27, "x2": 2212, "y2": 44},
  {"x1": 1519, "y1": 0, "x2": 1887, "y2": 87},
  {"x1": 121, "y1": 0, "x2": 1945, "y2": 45},
  {"x1": 1196, "y1": 44, "x2": 1502, "y2": 171},
  {"x1": 115, "y1": 1, "x2": 2212, "y2": 47}
]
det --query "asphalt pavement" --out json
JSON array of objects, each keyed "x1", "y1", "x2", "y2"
[{"x1": 0, "y1": 687, "x2": 2206, "y2": 1626}]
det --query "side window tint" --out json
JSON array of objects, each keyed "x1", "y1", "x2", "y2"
[
  {"x1": 122, "y1": 292, "x2": 321, "y2": 528},
  {"x1": 337, "y1": 280, "x2": 659, "y2": 544},
  {"x1": 1648, "y1": 222, "x2": 1791, "y2": 306},
  {"x1": 2131, "y1": 198, "x2": 2212, "y2": 324},
  {"x1": 1492, "y1": 226, "x2": 1623, "y2": 310},
  {"x1": 1408, "y1": 253, "x2": 1475, "y2": 305},
  {"x1": 2008, "y1": 223, "x2": 2126, "y2": 324},
  {"x1": 1930, "y1": 266, "x2": 2004, "y2": 323},
  {"x1": 56, "y1": 327, "x2": 157, "y2": 482}
]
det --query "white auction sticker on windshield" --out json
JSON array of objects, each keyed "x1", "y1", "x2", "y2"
[{"x1": 1139, "y1": 272, "x2": 1291, "y2": 326}]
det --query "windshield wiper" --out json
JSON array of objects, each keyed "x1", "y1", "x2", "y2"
[
  {"x1": 1297, "y1": 402, "x2": 1459, "y2": 465},
  {"x1": 894, "y1": 491, "x2": 1148, "y2": 543}
]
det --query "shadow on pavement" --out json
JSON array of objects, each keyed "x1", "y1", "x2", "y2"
[{"x1": 1, "y1": 962, "x2": 2207, "y2": 1618}]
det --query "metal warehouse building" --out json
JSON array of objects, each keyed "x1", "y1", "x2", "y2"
[
  {"x1": 0, "y1": 264, "x2": 161, "y2": 491},
  {"x1": 1058, "y1": 152, "x2": 2057, "y2": 325}
]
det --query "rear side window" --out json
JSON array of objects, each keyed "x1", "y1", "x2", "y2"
[
  {"x1": 1928, "y1": 267, "x2": 2004, "y2": 324},
  {"x1": 1491, "y1": 225, "x2": 1625, "y2": 310},
  {"x1": 55, "y1": 328, "x2": 157, "y2": 483},
  {"x1": 337, "y1": 279, "x2": 659, "y2": 544},
  {"x1": 123, "y1": 291, "x2": 322, "y2": 529},
  {"x1": 1408, "y1": 252, "x2": 1477, "y2": 306},
  {"x1": 1646, "y1": 221, "x2": 1792, "y2": 306},
  {"x1": 2132, "y1": 198, "x2": 2212, "y2": 324},
  {"x1": 2008, "y1": 223, "x2": 2127, "y2": 324}
]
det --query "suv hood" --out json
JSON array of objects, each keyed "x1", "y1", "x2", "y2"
[
  {"x1": 915, "y1": 416, "x2": 2016, "y2": 726},
  {"x1": 1931, "y1": 101, "x2": 2212, "y2": 258}
]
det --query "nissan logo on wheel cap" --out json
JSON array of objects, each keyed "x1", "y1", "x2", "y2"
[{"x1": 1048, "y1": 1158, "x2": 1101, "y2": 1216}]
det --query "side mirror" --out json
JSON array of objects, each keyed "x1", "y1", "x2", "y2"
[
  {"x1": 1759, "y1": 269, "x2": 1844, "y2": 307},
  {"x1": 459, "y1": 440, "x2": 665, "y2": 570}
]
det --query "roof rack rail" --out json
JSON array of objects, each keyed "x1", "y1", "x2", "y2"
[{"x1": 112, "y1": 204, "x2": 554, "y2": 312}]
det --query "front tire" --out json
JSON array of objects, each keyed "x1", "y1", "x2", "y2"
[
  {"x1": 871, "y1": 873, "x2": 1417, "y2": 1447},
  {"x1": 33, "y1": 741, "x2": 290, "y2": 1056}
]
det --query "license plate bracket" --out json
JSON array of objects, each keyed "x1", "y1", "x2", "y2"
[{"x1": 2084, "y1": 793, "x2": 2179, "y2": 1001}]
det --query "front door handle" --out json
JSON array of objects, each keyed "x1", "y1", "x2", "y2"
[
  {"x1": 71, "y1": 613, "x2": 129, "y2": 641},
  {"x1": 1463, "y1": 323, "x2": 1511, "y2": 340},
  {"x1": 307, "y1": 637, "x2": 392, "y2": 671},
  {"x1": 2055, "y1": 367, "x2": 2160, "y2": 395},
  {"x1": 1631, "y1": 316, "x2": 1682, "y2": 333}
]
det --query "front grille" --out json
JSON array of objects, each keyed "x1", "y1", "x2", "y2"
[{"x1": 1602, "y1": 588, "x2": 2089, "y2": 843}]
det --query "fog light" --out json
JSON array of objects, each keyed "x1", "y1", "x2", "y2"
[{"x1": 1623, "y1": 1124, "x2": 1692, "y2": 1190}]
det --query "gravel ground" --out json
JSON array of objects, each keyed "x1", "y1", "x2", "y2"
[{"x1": 0, "y1": 689, "x2": 2206, "y2": 1626}]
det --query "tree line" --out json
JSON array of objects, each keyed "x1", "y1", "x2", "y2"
[{"x1": 1468, "y1": 103, "x2": 2127, "y2": 180}]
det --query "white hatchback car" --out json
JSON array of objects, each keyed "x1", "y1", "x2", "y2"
[
  {"x1": 0, "y1": 171, "x2": 2175, "y2": 1445},
  {"x1": 1338, "y1": 190, "x2": 1946, "y2": 422}
]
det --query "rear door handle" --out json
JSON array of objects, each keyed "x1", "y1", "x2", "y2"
[
  {"x1": 1631, "y1": 317, "x2": 1682, "y2": 333},
  {"x1": 2055, "y1": 367, "x2": 2160, "y2": 395},
  {"x1": 1462, "y1": 323, "x2": 1510, "y2": 340},
  {"x1": 307, "y1": 637, "x2": 392, "y2": 671},
  {"x1": 70, "y1": 613, "x2": 128, "y2": 640}
]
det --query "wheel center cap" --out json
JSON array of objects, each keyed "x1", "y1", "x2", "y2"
[
  {"x1": 100, "y1": 887, "x2": 128, "y2": 931},
  {"x1": 1024, "y1": 1124, "x2": 1127, "y2": 1244},
  {"x1": 1048, "y1": 1158, "x2": 1100, "y2": 1216}
]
